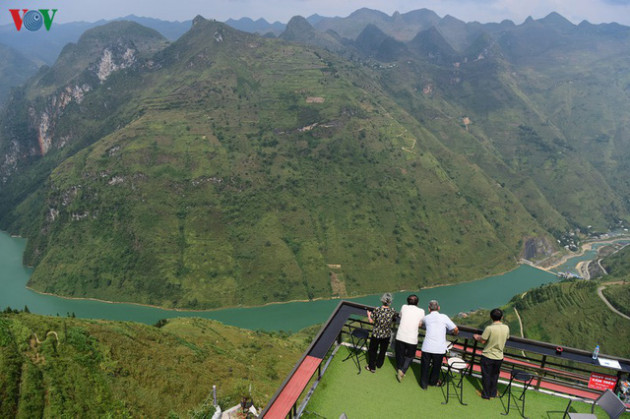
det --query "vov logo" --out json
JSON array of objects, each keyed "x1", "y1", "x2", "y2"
[{"x1": 9, "y1": 9, "x2": 58, "y2": 31}]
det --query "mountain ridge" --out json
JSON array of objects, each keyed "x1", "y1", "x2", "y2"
[{"x1": 0, "y1": 11, "x2": 629, "y2": 309}]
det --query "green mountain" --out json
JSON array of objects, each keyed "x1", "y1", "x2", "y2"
[
  {"x1": 0, "y1": 17, "x2": 188, "y2": 105},
  {"x1": 354, "y1": 24, "x2": 408, "y2": 62},
  {"x1": 286, "y1": 10, "x2": 630, "y2": 232},
  {"x1": 602, "y1": 245, "x2": 630, "y2": 280},
  {"x1": 1, "y1": 11, "x2": 630, "y2": 309},
  {"x1": 374, "y1": 19, "x2": 630, "y2": 232},
  {"x1": 0, "y1": 44, "x2": 40, "y2": 104},
  {"x1": 280, "y1": 16, "x2": 347, "y2": 53},
  {"x1": 0, "y1": 21, "x2": 168, "y2": 237},
  {"x1": 312, "y1": 7, "x2": 441, "y2": 42},
  {"x1": 0, "y1": 311, "x2": 309, "y2": 417}
]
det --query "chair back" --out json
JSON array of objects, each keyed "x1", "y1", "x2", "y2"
[
  {"x1": 512, "y1": 369, "x2": 534, "y2": 383},
  {"x1": 447, "y1": 357, "x2": 468, "y2": 373},
  {"x1": 596, "y1": 389, "x2": 627, "y2": 419}
]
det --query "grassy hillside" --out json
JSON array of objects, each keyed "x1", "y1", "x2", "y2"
[
  {"x1": 602, "y1": 284, "x2": 630, "y2": 317},
  {"x1": 458, "y1": 280, "x2": 630, "y2": 358},
  {"x1": 3, "y1": 14, "x2": 630, "y2": 310},
  {"x1": 0, "y1": 19, "x2": 552, "y2": 309},
  {"x1": 602, "y1": 244, "x2": 630, "y2": 280},
  {"x1": 307, "y1": 11, "x2": 630, "y2": 232},
  {"x1": 0, "y1": 311, "x2": 310, "y2": 417},
  {"x1": 600, "y1": 244, "x2": 630, "y2": 316},
  {"x1": 0, "y1": 44, "x2": 40, "y2": 104},
  {"x1": 378, "y1": 35, "x2": 629, "y2": 232}
]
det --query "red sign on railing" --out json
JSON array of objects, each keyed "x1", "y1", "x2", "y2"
[{"x1": 588, "y1": 372, "x2": 618, "y2": 391}]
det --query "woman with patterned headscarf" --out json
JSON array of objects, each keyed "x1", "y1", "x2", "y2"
[{"x1": 365, "y1": 293, "x2": 396, "y2": 373}]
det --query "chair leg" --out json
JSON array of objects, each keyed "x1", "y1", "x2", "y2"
[
  {"x1": 562, "y1": 399, "x2": 573, "y2": 419},
  {"x1": 458, "y1": 373, "x2": 467, "y2": 406},
  {"x1": 341, "y1": 336, "x2": 364, "y2": 374},
  {"x1": 353, "y1": 337, "x2": 365, "y2": 374},
  {"x1": 520, "y1": 382, "x2": 530, "y2": 419},
  {"x1": 441, "y1": 367, "x2": 467, "y2": 406},
  {"x1": 501, "y1": 377, "x2": 514, "y2": 416},
  {"x1": 441, "y1": 368, "x2": 450, "y2": 405}
]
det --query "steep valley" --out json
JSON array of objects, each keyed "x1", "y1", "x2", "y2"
[{"x1": 0, "y1": 12, "x2": 629, "y2": 309}]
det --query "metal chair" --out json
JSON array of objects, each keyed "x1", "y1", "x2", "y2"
[
  {"x1": 500, "y1": 368, "x2": 535, "y2": 418},
  {"x1": 341, "y1": 327, "x2": 370, "y2": 374},
  {"x1": 563, "y1": 389, "x2": 627, "y2": 419},
  {"x1": 441, "y1": 356, "x2": 470, "y2": 405}
]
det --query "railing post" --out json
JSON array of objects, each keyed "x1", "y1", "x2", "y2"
[
  {"x1": 470, "y1": 339, "x2": 478, "y2": 377},
  {"x1": 537, "y1": 355, "x2": 547, "y2": 390}
]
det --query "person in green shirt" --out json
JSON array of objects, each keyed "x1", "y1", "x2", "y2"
[{"x1": 473, "y1": 308, "x2": 510, "y2": 399}]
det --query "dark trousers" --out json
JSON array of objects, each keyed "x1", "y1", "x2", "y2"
[
  {"x1": 394, "y1": 339, "x2": 417, "y2": 373},
  {"x1": 480, "y1": 356, "x2": 503, "y2": 398},
  {"x1": 367, "y1": 336, "x2": 389, "y2": 370},
  {"x1": 420, "y1": 351, "x2": 444, "y2": 388}
]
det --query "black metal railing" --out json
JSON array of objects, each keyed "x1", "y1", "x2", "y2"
[
  {"x1": 339, "y1": 309, "x2": 630, "y2": 400},
  {"x1": 261, "y1": 301, "x2": 630, "y2": 418}
]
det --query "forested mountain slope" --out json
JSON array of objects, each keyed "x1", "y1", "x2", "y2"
[
  {"x1": 0, "y1": 312, "x2": 308, "y2": 417},
  {"x1": 0, "y1": 11, "x2": 628, "y2": 309}
]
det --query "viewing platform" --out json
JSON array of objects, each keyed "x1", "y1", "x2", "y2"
[{"x1": 260, "y1": 301, "x2": 630, "y2": 418}]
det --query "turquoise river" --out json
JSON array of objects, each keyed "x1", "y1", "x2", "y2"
[{"x1": 0, "y1": 231, "x2": 614, "y2": 332}]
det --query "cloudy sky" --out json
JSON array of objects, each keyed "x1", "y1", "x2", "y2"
[{"x1": 14, "y1": 0, "x2": 630, "y2": 26}]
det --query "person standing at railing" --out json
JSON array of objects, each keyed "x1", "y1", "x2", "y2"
[
  {"x1": 365, "y1": 293, "x2": 397, "y2": 373},
  {"x1": 394, "y1": 294, "x2": 425, "y2": 382},
  {"x1": 420, "y1": 299, "x2": 459, "y2": 389},
  {"x1": 473, "y1": 308, "x2": 510, "y2": 399}
]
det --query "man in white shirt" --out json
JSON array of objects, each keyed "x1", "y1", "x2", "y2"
[
  {"x1": 394, "y1": 295, "x2": 425, "y2": 382},
  {"x1": 420, "y1": 300, "x2": 459, "y2": 389}
]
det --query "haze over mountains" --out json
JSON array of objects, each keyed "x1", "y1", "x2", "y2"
[{"x1": 0, "y1": 9, "x2": 629, "y2": 309}]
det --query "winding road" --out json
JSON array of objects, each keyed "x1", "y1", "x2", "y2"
[{"x1": 597, "y1": 283, "x2": 630, "y2": 321}]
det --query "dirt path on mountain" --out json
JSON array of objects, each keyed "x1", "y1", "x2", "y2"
[
  {"x1": 513, "y1": 307, "x2": 527, "y2": 357},
  {"x1": 513, "y1": 307, "x2": 525, "y2": 338},
  {"x1": 597, "y1": 282, "x2": 630, "y2": 321}
]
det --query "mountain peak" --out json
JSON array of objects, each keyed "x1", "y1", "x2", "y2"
[
  {"x1": 400, "y1": 8, "x2": 441, "y2": 25},
  {"x1": 50, "y1": 20, "x2": 165, "y2": 81},
  {"x1": 539, "y1": 12, "x2": 574, "y2": 30},
  {"x1": 347, "y1": 8, "x2": 390, "y2": 20},
  {"x1": 281, "y1": 16, "x2": 315, "y2": 41},
  {"x1": 280, "y1": 15, "x2": 345, "y2": 51},
  {"x1": 192, "y1": 15, "x2": 207, "y2": 26},
  {"x1": 355, "y1": 23, "x2": 389, "y2": 52},
  {"x1": 409, "y1": 26, "x2": 456, "y2": 62},
  {"x1": 442, "y1": 14, "x2": 465, "y2": 25}
]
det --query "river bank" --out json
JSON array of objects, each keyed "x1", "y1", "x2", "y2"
[
  {"x1": 25, "y1": 264, "x2": 527, "y2": 313},
  {"x1": 1, "y1": 229, "x2": 555, "y2": 330},
  {"x1": 530, "y1": 236, "x2": 630, "y2": 273},
  {"x1": 11, "y1": 231, "x2": 628, "y2": 313},
  {"x1": 2, "y1": 232, "x2": 622, "y2": 332}
]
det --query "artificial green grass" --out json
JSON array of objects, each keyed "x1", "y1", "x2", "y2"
[{"x1": 303, "y1": 346, "x2": 630, "y2": 418}]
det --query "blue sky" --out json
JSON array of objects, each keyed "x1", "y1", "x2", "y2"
[{"x1": 8, "y1": 0, "x2": 630, "y2": 25}]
